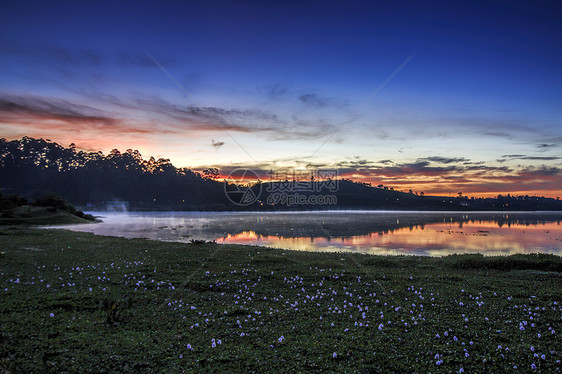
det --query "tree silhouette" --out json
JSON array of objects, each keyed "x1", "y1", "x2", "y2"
[
  {"x1": 1, "y1": 137, "x2": 561, "y2": 211},
  {"x1": 202, "y1": 168, "x2": 220, "y2": 179}
]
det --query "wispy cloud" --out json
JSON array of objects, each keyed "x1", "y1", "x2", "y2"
[
  {"x1": 258, "y1": 84, "x2": 290, "y2": 100},
  {"x1": 417, "y1": 156, "x2": 470, "y2": 164},
  {"x1": 336, "y1": 162, "x2": 560, "y2": 196},
  {"x1": 299, "y1": 93, "x2": 327, "y2": 107},
  {"x1": 0, "y1": 95, "x2": 118, "y2": 129},
  {"x1": 211, "y1": 139, "x2": 224, "y2": 150},
  {"x1": 0, "y1": 93, "x2": 340, "y2": 142},
  {"x1": 498, "y1": 154, "x2": 561, "y2": 162},
  {"x1": 193, "y1": 155, "x2": 561, "y2": 197}
]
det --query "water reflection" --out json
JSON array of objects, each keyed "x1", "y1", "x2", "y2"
[{"x1": 54, "y1": 211, "x2": 562, "y2": 256}]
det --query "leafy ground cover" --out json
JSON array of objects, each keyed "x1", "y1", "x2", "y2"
[{"x1": 1, "y1": 228, "x2": 560, "y2": 373}]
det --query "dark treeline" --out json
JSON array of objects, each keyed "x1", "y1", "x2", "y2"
[
  {"x1": 1, "y1": 137, "x2": 561, "y2": 211},
  {"x1": 0, "y1": 137, "x2": 228, "y2": 210},
  {"x1": 254, "y1": 179, "x2": 562, "y2": 211}
]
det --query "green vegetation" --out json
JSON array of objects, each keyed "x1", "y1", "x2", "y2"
[
  {"x1": 1, "y1": 229, "x2": 560, "y2": 373},
  {"x1": 0, "y1": 192, "x2": 95, "y2": 225},
  {"x1": 33, "y1": 194, "x2": 95, "y2": 221}
]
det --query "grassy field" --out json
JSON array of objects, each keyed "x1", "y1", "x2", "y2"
[
  {"x1": 1, "y1": 228, "x2": 561, "y2": 373},
  {"x1": 0, "y1": 206, "x2": 94, "y2": 226}
]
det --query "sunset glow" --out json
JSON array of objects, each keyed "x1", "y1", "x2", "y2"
[
  {"x1": 217, "y1": 221, "x2": 562, "y2": 256},
  {"x1": 1, "y1": 1, "x2": 561, "y2": 197}
]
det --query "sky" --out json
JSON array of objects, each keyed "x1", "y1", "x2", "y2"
[{"x1": 1, "y1": 0, "x2": 561, "y2": 197}]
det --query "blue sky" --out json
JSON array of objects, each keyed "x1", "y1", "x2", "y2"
[{"x1": 1, "y1": 0, "x2": 561, "y2": 196}]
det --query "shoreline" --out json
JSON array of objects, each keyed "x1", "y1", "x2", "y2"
[
  {"x1": 0, "y1": 205, "x2": 96, "y2": 226},
  {"x1": 45, "y1": 211, "x2": 562, "y2": 258},
  {"x1": 83, "y1": 209, "x2": 562, "y2": 214}
]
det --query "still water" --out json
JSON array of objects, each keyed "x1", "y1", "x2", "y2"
[{"x1": 53, "y1": 211, "x2": 562, "y2": 256}]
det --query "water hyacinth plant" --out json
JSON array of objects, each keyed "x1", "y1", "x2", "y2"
[{"x1": 0, "y1": 229, "x2": 560, "y2": 372}]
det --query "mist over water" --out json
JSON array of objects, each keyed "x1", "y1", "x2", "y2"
[{"x1": 54, "y1": 211, "x2": 562, "y2": 256}]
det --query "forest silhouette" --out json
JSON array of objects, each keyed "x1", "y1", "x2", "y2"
[{"x1": 1, "y1": 137, "x2": 560, "y2": 211}]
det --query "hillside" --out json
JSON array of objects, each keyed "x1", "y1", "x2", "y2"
[{"x1": 0, "y1": 193, "x2": 96, "y2": 226}]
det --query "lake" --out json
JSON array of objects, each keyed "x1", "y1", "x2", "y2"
[{"x1": 52, "y1": 211, "x2": 562, "y2": 256}]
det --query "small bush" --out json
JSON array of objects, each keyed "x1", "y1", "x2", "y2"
[
  {"x1": 0, "y1": 194, "x2": 27, "y2": 210},
  {"x1": 100, "y1": 296, "x2": 133, "y2": 325},
  {"x1": 33, "y1": 193, "x2": 95, "y2": 221},
  {"x1": 34, "y1": 194, "x2": 75, "y2": 212}
]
